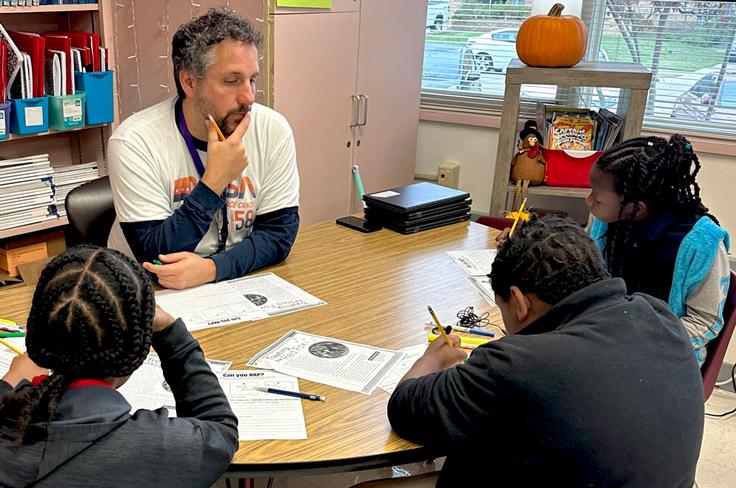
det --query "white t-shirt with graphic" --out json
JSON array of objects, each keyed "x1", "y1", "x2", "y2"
[{"x1": 107, "y1": 97, "x2": 299, "y2": 256}]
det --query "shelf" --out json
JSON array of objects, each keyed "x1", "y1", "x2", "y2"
[
  {"x1": 0, "y1": 216, "x2": 68, "y2": 241},
  {"x1": 2, "y1": 123, "x2": 109, "y2": 142},
  {"x1": 0, "y1": 5, "x2": 98, "y2": 14},
  {"x1": 506, "y1": 184, "x2": 590, "y2": 199}
]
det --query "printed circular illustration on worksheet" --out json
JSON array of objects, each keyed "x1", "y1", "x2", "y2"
[{"x1": 308, "y1": 341, "x2": 350, "y2": 359}]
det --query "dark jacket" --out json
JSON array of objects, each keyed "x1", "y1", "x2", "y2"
[
  {"x1": 388, "y1": 278, "x2": 704, "y2": 487},
  {"x1": 0, "y1": 320, "x2": 238, "y2": 488}
]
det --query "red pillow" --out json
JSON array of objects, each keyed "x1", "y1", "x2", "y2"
[{"x1": 543, "y1": 149, "x2": 602, "y2": 188}]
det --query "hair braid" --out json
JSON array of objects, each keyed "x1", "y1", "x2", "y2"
[{"x1": 0, "y1": 246, "x2": 154, "y2": 442}]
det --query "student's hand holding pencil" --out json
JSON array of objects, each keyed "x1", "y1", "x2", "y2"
[
  {"x1": 398, "y1": 335, "x2": 467, "y2": 384},
  {"x1": 200, "y1": 112, "x2": 251, "y2": 194}
]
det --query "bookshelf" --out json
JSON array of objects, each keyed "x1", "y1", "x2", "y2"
[
  {"x1": 0, "y1": 0, "x2": 115, "y2": 243},
  {"x1": 489, "y1": 60, "x2": 652, "y2": 217}
]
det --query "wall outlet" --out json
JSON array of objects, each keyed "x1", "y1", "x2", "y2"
[{"x1": 437, "y1": 162, "x2": 460, "y2": 189}]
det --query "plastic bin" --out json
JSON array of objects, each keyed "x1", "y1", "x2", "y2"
[
  {"x1": 10, "y1": 97, "x2": 49, "y2": 135},
  {"x1": 74, "y1": 70, "x2": 114, "y2": 125},
  {"x1": 0, "y1": 101, "x2": 10, "y2": 140},
  {"x1": 49, "y1": 91, "x2": 86, "y2": 130}
]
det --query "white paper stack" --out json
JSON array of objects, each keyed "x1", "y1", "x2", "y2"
[
  {"x1": 0, "y1": 154, "x2": 57, "y2": 231},
  {"x1": 51, "y1": 162, "x2": 99, "y2": 217}
]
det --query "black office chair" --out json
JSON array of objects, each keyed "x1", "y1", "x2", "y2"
[{"x1": 64, "y1": 176, "x2": 117, "y2": 247}]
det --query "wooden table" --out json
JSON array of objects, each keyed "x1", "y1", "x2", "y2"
[{"x1": 0, "y1": 220, "x2": 502, "y2": 477}]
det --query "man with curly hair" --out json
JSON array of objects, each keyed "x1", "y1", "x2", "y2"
[
  {"x1": 108, "y1": 8, "x2": 299, "y2": 290},
  {"x1": 388, "y1": 216, "x2": 704, "y2": 487}
]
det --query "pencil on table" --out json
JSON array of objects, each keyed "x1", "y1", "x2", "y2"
[
  {"x1": 0, "y1": 338, "x2": 23, "y2": 356},
  {"x1": 207, "y1": 114, "x2": 226, "y2": 141},
  {"x1": 509, "y1": 197, "x2": 527, "y2": 237}
]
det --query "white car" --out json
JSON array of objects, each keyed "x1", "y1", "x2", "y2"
[
  {"x1": 465, "y1": 28, "x2": 519, "y2": 73},
  {"x1": 466, "y1": 28, "x2": 610, "y2": 73}
]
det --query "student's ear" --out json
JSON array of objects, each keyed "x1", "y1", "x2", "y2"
[
  {"x1": 509, "y1": 286, "x2": 531, "y2": 324},
  {"x1": 622, "y1": 200, "x2": 649, "y2": 220},
  {"x1": 179, "y1": 70, "x2": 198, "y2": 99}
]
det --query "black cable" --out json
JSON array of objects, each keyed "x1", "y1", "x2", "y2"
[{"x1": 705, "y1": 362, "x2": 736, "y2": 418}]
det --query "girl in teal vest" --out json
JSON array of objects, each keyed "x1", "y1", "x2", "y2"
[{"x1": 587, "y1": 134, "x2": 730, "y2": 365}]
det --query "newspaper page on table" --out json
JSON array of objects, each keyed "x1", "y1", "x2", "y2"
[
  {"x1": 228, "y1": 272, "x2": 325, "y2": 317},
  {"x1": 117, "y1": 353, "x2": 232, "y2": 416},
  {"x1": 0, "y1": 337, "x2": 26, "y2": 377},
  {"x1": 156, "y1": 282, "x2": 269, "y2": 332},
  {"x1": 218, "y1": 370, "x2": 307, "y2": 441},
  {"x1": 247, "y1": 330, "x2": 404, "y2": 394},
  {"x1": 378, "y1": 344, "x2": 427, "y2": 395},
  {"x1": 446, "y1": 249, "x2": 497, "y2": 276}
]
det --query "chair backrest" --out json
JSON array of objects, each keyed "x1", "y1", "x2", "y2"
[
  {"x1": 702, "y1": 270, "x2": 736, "y2": 401},
  {"x1": 476, "y1": 215, "x2": 514, "y2": 231},
  {"x1": 64, "y1": 176, "x2": 116, "y2": 247}
]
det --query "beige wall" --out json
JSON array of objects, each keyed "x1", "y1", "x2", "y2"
[{"x1": 416, "y1": 120, "x2": 736, "y2": 364}]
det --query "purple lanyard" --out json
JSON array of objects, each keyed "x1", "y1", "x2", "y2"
[{"x1": 175, "y1": 100, "x2": 228, "y2": 252}]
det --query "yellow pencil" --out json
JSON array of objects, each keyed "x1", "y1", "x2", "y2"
[
  {"x1": 427, "y1": 305, "x2": 453, "y2": 347},
  {"x1": 509, "y1": 197, "x2": 527, "y2": 237},
  {"x1": 0, "y1": 338, "x2": 23, "y2": 356},
  {"x1": 207, "y1": 114, "x2": 226, "y2": 141}
]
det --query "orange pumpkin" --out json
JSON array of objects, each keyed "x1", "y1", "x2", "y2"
[{"x1": 516, "y1": 3, "x2": 588, "y2": 68}]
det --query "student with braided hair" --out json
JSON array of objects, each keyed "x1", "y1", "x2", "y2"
[
  {"x1": 0, "y1": 246, "x2": 238, "y2": 487},
  {"x1": 587, "y1": 134, "x2": 730, "y2": 365},
  {"x1": 388, "y1": 216, "x2": 703, "y2": 487}
]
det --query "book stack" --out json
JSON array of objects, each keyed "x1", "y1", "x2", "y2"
[
  {"x1": 0, "y1": 154, "x2": 57, "y2": 231},
  {"x1": 51, "y1": 162, "x2": 98, "y2": 217},
  {"x1": 536, "y1": 102, "x2": 624, "y2": 151},
  {"x1": 363, "y1": 182, "x2": 471, "y2": 235}
]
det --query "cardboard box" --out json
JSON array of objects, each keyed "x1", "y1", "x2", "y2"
[
  {"x1": 0, "y1": 230, "x2": 65, "y2": 278},
  {"x1": 17, "y1": 258, "x2": 53, "y2": 286},
  {"x1": 0, "y1": 242, "x2": 48, "y2": 277}
]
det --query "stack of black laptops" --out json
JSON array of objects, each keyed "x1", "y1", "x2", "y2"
[{"x1": 363, "y1": 182, "x2": 471, "y2": 234}]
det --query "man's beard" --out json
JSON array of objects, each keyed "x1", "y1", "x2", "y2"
[{"x1": 195, "y1": 95, "x2": 250, "y2": 138}]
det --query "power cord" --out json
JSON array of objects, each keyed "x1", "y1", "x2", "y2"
[{"x1": 705, "y1": 362, "x2": 736, "y2": 418}]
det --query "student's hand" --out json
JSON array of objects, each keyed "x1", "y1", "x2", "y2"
[
  {"x1": 495, "y1": 227, "x2": 510, "y2": 246},
  {"x1": 152, "y1": 304, "x2": 176, "y2": 333},
  {"x1": 398, "y1": 335, "x2": 467, "y2": 384},
  {"x1": 424, "y1": 335, "x2": 468, "y2": 370},
  {"x1": 1, "y1": 353, "x2": 48, "y2": 388},
  {"x1": 143, "y1": 252, "x2": 217, "y2": 290},
  {"x1": 200, "y1": 113, "x2": 251, "y2": 194}
]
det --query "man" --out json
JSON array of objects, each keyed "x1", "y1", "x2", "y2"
[
  {"x1": 388, "y1": 216, "x2": 704, "y2": 487},
  {"x1": 108, "y1": 8, "x2": 299, "y2": 289}
]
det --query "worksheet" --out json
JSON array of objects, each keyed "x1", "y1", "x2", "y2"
[
  {"x1": 467, "y1": 275, "x2": 497, "y2": 306},
  {"x1": 218, "y1": 370, "x2": 307, "y2": 441},
  {"x1": 228, "y1": 272, "x2": 325, "y2": 317},
  {"x1": 446, "y1": 249, "x2": 497, "y2": 276},
  {"x1": 378, "y1": 344, "x2": 427, "y2": 395},
  {"x1": 0, "y1": 336, "x2": 26, "y2": 377},
  {"x1": 156, "y1": 282, "x2": 268, "y2": 331},
  {"x1": 247, "y1": 330, "x2": 404, "y2": 394},
  {"x1": 118, "y1": 353, "x2": 232, "y2": 415}
]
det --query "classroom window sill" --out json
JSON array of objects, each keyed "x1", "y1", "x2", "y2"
[{"x1": 419, "y1": 108, "x2": 736, "y2": 158}]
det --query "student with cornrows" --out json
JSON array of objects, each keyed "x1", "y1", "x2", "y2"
[
  {"x1": 587, "y1": 134, "x2": 730, "y2": 365},
  {"x1": 0, "y1": 246, "x2": 238, "y2": 487}
]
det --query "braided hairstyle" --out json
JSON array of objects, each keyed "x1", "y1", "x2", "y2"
[
  {"x1": 595, "y1": 134, "x2": 713, "y2": 280},
  {"x1": 0, "y1": 246, "x2": 154, "y2": 442},
  {"x1": 491, "y1": 216, "x2": 610, "y2": 304}
]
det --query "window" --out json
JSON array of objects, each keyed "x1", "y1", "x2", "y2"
[{"x1": 421, "y1": 0, "x2": 736, "y2": 138}]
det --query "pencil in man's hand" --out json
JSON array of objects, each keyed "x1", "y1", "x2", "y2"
[{"x1": 207, "y1": 114, "x2": 226, "y2": 141}]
